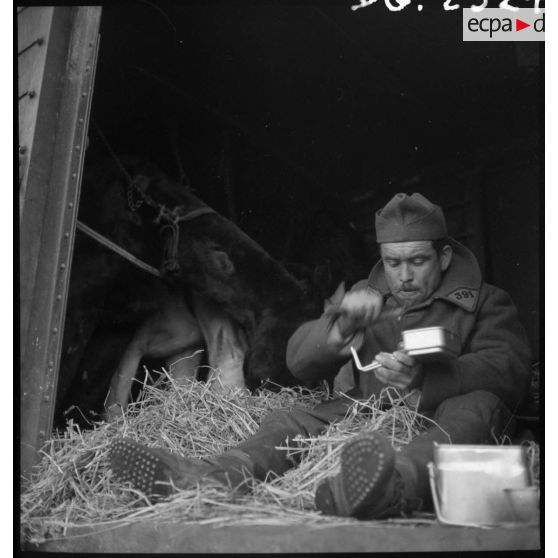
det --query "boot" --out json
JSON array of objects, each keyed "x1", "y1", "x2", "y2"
[
  {"x1": 314, "y1": 433, "x2": 421, "y2": 519},
  {"x1": 109, "y1": 438, "x2": 254, "y2": 502}
]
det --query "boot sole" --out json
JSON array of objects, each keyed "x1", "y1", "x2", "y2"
[
  {"x1": 109, "y1": 438, "x2": 175, "y2": 501},
  {"x1": 315, "y1": 434, "x2": 395, "y2": 518},
  {"x1": 341, "y1": 434, "x2": 395, "y2": 516}
]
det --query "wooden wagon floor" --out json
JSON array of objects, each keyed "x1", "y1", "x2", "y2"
[{"x1": 30, "y1": 519, "x2": 540, "y2": 553}]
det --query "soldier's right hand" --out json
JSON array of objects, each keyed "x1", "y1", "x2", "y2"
[{"x1": 326, "y1": 287, "x2": 384, "y2": 354}]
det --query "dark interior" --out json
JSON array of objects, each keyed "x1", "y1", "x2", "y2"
[{"x1": 81, "y1": 0, "x2": 542, "y2": 359}]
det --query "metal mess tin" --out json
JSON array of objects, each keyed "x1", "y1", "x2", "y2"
[
  {"x1": 351, "y1": 326, "x2": 460, "y2": 372},
  {"x1": 401, "y1": 327, "x2": 460, "y2": 361},
  {"x1": 428, "y1": 444, "x2": 536, "y2": 526}
]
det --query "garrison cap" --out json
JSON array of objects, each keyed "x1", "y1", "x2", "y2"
[{"x1": 375, "y1": 192, "x2": 447, "y2": 243}]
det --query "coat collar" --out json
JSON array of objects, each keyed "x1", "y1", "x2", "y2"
[{"x1": 367, "y1": 238, "x2": 483, "y2": 312}]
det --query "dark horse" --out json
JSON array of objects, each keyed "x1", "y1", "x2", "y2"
[{"x1": 56, "y1": 156, "x2": 325, "y2": 426}]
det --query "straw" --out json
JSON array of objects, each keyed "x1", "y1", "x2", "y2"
[{"x1": 20, "y1": 370, "x2": 539, "y2": 544}]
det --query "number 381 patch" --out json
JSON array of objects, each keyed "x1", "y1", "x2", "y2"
[{"x1": 447, "y1": 288, "x2": 478, "y2": 310}]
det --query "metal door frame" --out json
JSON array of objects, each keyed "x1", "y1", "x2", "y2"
[{"x1": 19, "y1": 6, "x2": 102, "y2": 476}]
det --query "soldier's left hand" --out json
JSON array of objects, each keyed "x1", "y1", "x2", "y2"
[{"x1": 373, "y1": 350, "x2": 423, "y2": 390}]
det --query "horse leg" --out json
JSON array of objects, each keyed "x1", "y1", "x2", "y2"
[
  {"x1": 191, "y1": 293, "x2": 247, "y2": 390},
  {"x1": 105, "y1": 336, "x2": 144, "y2": 421},
  {"x1": 161, "y1": 296, "x2": 205, "y2": 381},
  {"x1": 105, "y1": 293, "x2": 207, "y2": 421}
]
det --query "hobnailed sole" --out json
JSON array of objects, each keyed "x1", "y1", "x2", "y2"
[
  {"x1": 316, "y1": 433, "x2": 395, "y2": 518},
  {"x1": 109, "y1": 438, "x2": 175, "y2": 500}
]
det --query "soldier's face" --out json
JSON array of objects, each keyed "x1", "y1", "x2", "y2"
[{"x1": 381, "y1": 241, "x2": 452, "y2": 307}]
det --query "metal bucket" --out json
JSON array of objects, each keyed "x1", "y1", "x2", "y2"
[{"x1": 428, "y1": 443, "x2": 537, "y2": 526}]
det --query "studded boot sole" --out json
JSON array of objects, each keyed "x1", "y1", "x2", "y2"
[
  {"x1": 109, "y1": 438, "x2": 217, "y2": 502},
  {"x1": 315, "y1": 433, "x2": 397, "y2": 518}
]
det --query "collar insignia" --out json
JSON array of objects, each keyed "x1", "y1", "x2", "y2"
[{"x1": 445, "y1": 287, "x2": 478, "y2": 311}]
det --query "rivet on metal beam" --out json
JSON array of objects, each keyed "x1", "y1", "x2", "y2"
[
  {"x1": 71, "y1": 173, "x2": 77, "y2": 179},
  {"x1": 52, "y1": 327, "x2": 58, "y2": 334},
  {"x1": 82, "y1": 92, "x2": 87, "y2": 98},
  {"x1": 39, "y1": 430, "x2": 46, "y2": 438},
  {"x1": 68, "y1": 202, "x2": 74, "y2": 209},
  {"x1": 60, "y1": 263, "x2": 66, "y2": 270},
  {"x1": 19, "y1": 146, "x2": 27, "y2": 155},
  {"x1": 44, "y1": 395, "x2": 51, "y2": 403},
  {"x1": 86, "y1": 65, "x2": 91, "y2": 72},
  {"x1": 56, "y1": 294, "x2": 62, "y2": 301},
  {"x1": 64, "y1": 232, "x2": 70, "y2": 239},
  {"x1": 79, "y1": 118, "x2": 84, "y2": 124},
  {"x1": 75, "y1": 145, "x2": 81, "y2": 151},
  {"x1": 48, "y1": 361, "x2": 54, "y2": 367}
]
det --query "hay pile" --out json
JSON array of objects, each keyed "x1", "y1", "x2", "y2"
[
  {"x1": 20, "y1": 372, "x2": 539, "y2": 544},
  {"x1": 21, "y1": 372, "x2": 432, "y2": 543}
]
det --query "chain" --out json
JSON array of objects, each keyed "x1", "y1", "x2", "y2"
[
  {"x1": 127, "y1": 176, "x2": 163, "y2": 213},
  {"x1": 126, "y1": 181, "x2": 144, "y2": 211},
  {"x1": 125, "y1": 176, "x2": 182, "y2": 274},
  {"x1": 91, "y1": 118, "x2": 164, "y2": 215}
]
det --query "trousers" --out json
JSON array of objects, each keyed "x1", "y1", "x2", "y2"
[{"x1": 221, "y1": 389, "x2": 515, "y2": 509}]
